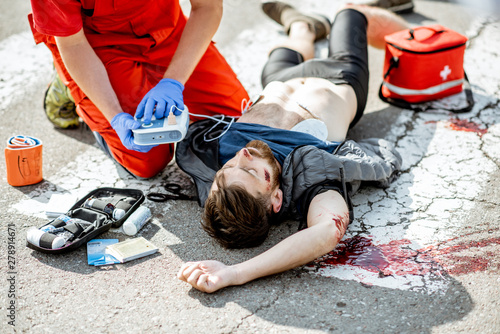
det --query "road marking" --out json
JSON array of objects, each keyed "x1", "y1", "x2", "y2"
[{"x1": 0, "y1": 31, "x2": 52, "y2": 111}]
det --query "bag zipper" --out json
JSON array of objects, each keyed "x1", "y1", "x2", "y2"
[{"x1": 387, "y1": 42, "x2": 466, "y2": 54}]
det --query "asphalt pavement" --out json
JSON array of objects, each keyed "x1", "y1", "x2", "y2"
[{"x1": 1, "y1": 0, "x2": 499, "y2": 333}]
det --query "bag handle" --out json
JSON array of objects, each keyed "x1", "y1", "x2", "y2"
[
  {"x1": 379, "y1": 72, "x2": 475, "y2": 114},
  {"x1": 407, "y1": 26, "x2": 446, "y2": 41}
]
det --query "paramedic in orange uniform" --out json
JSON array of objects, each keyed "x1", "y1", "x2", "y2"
[{"x1": 28, "y1": 0, "x2": 249, "y2": 178}]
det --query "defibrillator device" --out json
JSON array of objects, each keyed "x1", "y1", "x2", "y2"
[{"x1": 132, "y1": 106, "x2": 190, "y2": 145}]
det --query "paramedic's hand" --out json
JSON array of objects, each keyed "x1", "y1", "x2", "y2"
[
  {"x1": 135, "y1": 78, "x2": 184, "y2": 124},
  {"x1": 177, "y1": 260, "x2": 238, "y2": 293},
  {"x1": 111, "y1": 113, "x2": 157, "y2": 153}
]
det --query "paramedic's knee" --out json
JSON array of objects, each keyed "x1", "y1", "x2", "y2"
[
  {"x1": 120, "y1": 145, "x2": 174, "y2": 179},
  {"x1": 98, "y1": 135, "x2": 174, "y2": 178}
]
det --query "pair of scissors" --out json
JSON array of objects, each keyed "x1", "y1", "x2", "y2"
[{"x1": 146, "y1": 183, "x2": 197, "y2": 202}]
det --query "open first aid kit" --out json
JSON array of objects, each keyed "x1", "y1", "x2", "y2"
[
  {"x1": 26, "y1": 187, "x2": 145, "y2": 254},
  {"x1": 379, "y1": 24, "x2": 474, "y2": 113}
]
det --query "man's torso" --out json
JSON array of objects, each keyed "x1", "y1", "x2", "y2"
[{"x1": 238, "y1": 77, "x2": 357, "y2": 142}]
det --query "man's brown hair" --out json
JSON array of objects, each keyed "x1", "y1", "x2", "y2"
[{"x1": 202, "y1": 172, "x2": 273, "y2": 249}]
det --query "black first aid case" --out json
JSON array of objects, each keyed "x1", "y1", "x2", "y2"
[{"x1": 26, "y1": 187, "x2": 145, "y2": 254}]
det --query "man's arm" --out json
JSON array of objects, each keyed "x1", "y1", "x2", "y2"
[
  {"x1": 135, "y1": 0, "x2": 224, "y2": 122},
  {"x1": 164, "y1": 0, "x2": 223, "y2": 84},
  {"x1": 177, "y1": 190, "x2": 349, "y2": 293},
  {"x1": 56, "y1": 30, "x2": 156, "y2": 152},
  {"x1": 55, "y1": 29, "x2": 123, "y2": 122}
]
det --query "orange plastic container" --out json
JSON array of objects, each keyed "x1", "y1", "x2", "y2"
[{"x1": 5, "y1": 135, "x2": 43, "y2": 186}]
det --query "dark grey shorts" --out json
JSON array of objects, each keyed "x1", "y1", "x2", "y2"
[{"x1": 261, "y1": 9, "x2": 369, "y2": 128}]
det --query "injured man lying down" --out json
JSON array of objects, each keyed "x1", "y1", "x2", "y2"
[{"x1": 176, "y1": 1, "x2": 410, "y2": 293}]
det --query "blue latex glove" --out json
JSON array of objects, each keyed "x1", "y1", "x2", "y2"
[
  {"x1": 110, "y1": 113, "x2": 157, "y2": 153},
  {"x1": 135, "y1": 78, "x2": 184, "y2": 124}
]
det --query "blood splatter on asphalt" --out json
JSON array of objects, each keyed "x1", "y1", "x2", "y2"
[
  {"x1": 310, "y1": 232, "x2": 500, "y2": 277},
  {"x1": 427, "y1": 118, "x2": 488, "y2": 137},
  {"x1": 446, "y1": 118, "x2": 488, "y2": 137}
]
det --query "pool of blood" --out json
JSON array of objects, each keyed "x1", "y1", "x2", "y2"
[
  {"x1": 315, "y1": 237, "x2": 434, "y2": 276},
  {"x1": 312, "y1": 235, "x2": 500, "y2": 277}
]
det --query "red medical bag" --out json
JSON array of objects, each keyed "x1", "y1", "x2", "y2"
[{"x1": 379, "y1": 25, "x2": 474, "y2": 113}]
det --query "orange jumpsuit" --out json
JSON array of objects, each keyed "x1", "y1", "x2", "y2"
[{"x1": 29, "y1": 0, "x2": 248, "y2": 178}]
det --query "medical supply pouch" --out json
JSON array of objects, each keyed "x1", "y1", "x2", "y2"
[
  {"x1": 26, "y1": 187, "x2": 145, "y2": 254},
  {"x1": 5, "y1": 135, "x2": 43, "y2": 187},
  {"x1": 379, "y1": 25, "x2": 474, "y2": 113}
]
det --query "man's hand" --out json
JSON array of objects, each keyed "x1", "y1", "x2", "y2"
[
  {"x1": 110, "y1": 113, "x2": 157, "y2": 153},
  {"x1": 177, "y1": 260, "x2": 238, "y2": 293},
  {"x1": 135, "y1": 78, "x2": 184, "y2": 124}
]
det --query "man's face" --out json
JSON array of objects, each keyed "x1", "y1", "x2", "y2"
[{"x1": 212, "y1": 140, "x2": 282, "y2": 199}]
